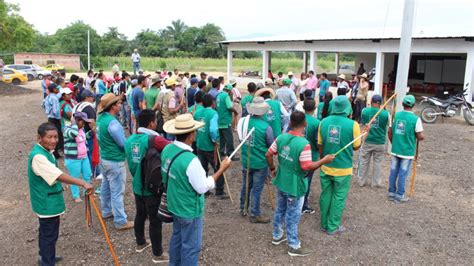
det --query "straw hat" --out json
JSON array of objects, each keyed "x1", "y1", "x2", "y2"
[
  {"x1": 287, "y1": 71, "x2": 294, "y2": 76},
  {"x1": 358, "y1": 73, "x2": 368, "y2": 79},
  {"x1": 337, "y1": 74, "x2": 346, "y2": 80},
  {"x1": 247, "y1": 97, "x2": 269, "y2": 116},
  {"x1": 265, "y1": 78, "x2": 273, "y2": 85},
  {"x1": 163, "y1": 113, "x2": 204, "y2": 135},
  {"x1": 150, "y1": 75, "x2": 162, "y2": 86},
  {"x1": 97, "y1": 93, "x2": 122, "y2": 114},
  {"x1": 165, "y1": 78, "x2": 177, "y2": 87},
  {"x1": 254, "y1": 88, "x2": 276, "y2": 99}
]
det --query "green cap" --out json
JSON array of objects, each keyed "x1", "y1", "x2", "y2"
[
  {"x1": 403, "y1": 95, "x2": 416, "y2": 107},
  {"x1": 331, "y1": 96, "x2": 352, "y2": 116},
  {"x1": 283, "y1": 78, "x2": 292, "y2": 85},
  {"x1": 224, "y1": 84, "x2": 233, "y2": 91}
]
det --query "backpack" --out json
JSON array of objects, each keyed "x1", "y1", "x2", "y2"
[{"x1": 141, "y1": 135, "x2": 163, "y2": 196}]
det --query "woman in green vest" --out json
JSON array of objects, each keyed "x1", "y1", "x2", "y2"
[
  {"x1": 318, "y1": 96, "x2": 361, "y2": 235},
  {"x1": 387, "y1": 95, "x2": 424, "y2": 202},
  {"x1": 266, "y1": 111, "x2": 334, "y2": 257},
  {"x1": 161, "y1": 114, "x2": 231, "y2": 265},
  {"x1": 29, "y1": 123, "x2": 93, "y2": 265}
]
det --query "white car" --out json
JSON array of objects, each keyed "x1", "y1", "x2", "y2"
[{"x1": 4, "y1": 64, "x2": 51, "y2": 80}]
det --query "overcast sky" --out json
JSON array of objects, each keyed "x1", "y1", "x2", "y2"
[{"x1": 7, "y1": 0, "x2": 473, "y2": 40}]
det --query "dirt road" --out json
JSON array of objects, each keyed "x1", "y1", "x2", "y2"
[{"x1": 0, "y1": 83, "x2": 472, "y2": 265}]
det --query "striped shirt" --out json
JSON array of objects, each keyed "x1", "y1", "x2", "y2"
[
  {"x1": 268, "y1": 130, "x2": 313, "y2": 170},
  {"x1": 63, "y1": 124, "x2": 94, "y2": 159}
]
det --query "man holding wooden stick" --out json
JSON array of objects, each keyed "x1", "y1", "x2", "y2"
[{"x1": 387, "y1": 95, "x2": 424, "y2": 203}]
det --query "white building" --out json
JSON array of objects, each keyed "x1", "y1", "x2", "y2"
[{"x1": 221, "y1": 26, "x2": 474, "y2": 101}]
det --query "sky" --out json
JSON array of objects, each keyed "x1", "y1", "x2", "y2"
[{"x1": 7, "y1": 0, "x2": 474, "y2": 40}]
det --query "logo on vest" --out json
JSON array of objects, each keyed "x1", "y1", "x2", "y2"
[
  {"x1": 131, "y1": 143, "x2": 141, "y2": 163},
  {"x1": 279, "y1": 145, "x2": 294, "y2": 162},
  {"x1": 328, "y1": 125, "x2": 341, "y2": 144},
  {"x1": 371, "y1": 116, "x2": 380, "y2": 129},
  {"x1": 395, "y1": 120, "x2": 406, "y2": 135}
]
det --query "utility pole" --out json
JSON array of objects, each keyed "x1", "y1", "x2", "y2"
[
  {"x1": 87, "y1": 29, "x2": 91, "y2": 71},
  {"x1": 395, "y1": 0, "x2": 416, "y2": 111}
]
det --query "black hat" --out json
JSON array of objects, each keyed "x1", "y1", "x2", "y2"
[{"x1": 81, "y1": 89, "x2": 95, "y2": 99}]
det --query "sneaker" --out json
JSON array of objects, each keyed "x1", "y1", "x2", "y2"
[
  {"x1": 215, "y1": 193, "x2": 230, "y2": 200},
  {"x1": 320, "y1": 227, "x2": 327, "y2": 233},
  {"x1": 136, "y1": 242, "x2": 151, "y2": 253},
  {"x1": 327, "y1": 225, "x2": 347, "y2": 235},
  {"x1": 38, "y1": 256, "x2": 62, "y2": 264},
  {"x1": 96, "y1": 174, "x2": 103, "y2": 180},
  {"x1": 249, "y1": 215, "x2": 270, "y2": 224},
  {"x1": 102, "y1": 214, "x2": 113, "y2": 220},
  {"x1": 116, "y1": 221, "x2": 134, "y2": 230},
  {"x1": 204, "y1": 191, "x2": 213, "y2": 198},
  {"x1": 302, "y1": 207, "x2": 315, "y2": 214},
  {"x1": 395, "y1": 195, "x2": 410, "y2": 203},
  {"x1": 152, "y1": 252, "x2": 170, "y2": 264},
  {"x1": 94, "y1": 188, "x2": 101, "y2": 195},
  {"x1": 288, "y1": 246, "x2": 311, "y2": 257},
  {"x1": 240, "y1": 209, "x2": 247, "y2": 217},
  {"x1": 388, "y1": 192, "x2": 396, "y2": 201},
  {"x1": 74, "y1": 198, "x2": 83, "y2": 203},
  {"x1": 271, "y1": 235, "x2": 287, "y2": 245},
  {"x1": 231, "y1": 156, "x2": 240, "y2": 161}
]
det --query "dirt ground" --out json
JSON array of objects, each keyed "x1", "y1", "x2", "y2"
[{"x1": 0, "y1": 81, "x2": 472, "y2": 265}]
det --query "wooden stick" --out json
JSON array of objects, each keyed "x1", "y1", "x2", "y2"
[
  {"x1": 244, "y1": 141, "x2": 251, "y2": 215},
  {"x1": 334, "y1": 131, "x2": 368, "y2": 156},
  {"x1": 229, "y1": 127, "x2": 255, "y2": 160},
  {"x1": 408, "y1": 140, "x2": 420, "y2": 197},
  {"x1": 265, "y1": 176, "x2": 275, "y2": 210},
  {"x1": 367, "y1": 93, "x2": 397, "y2": 127},
  {"x1": 216, "y1": 148, "x2": 234, "y2": 204}
]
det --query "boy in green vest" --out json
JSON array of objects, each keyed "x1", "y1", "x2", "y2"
[
  {"x1": 266, "y1": 111, "x2": 334, "y2": 256},
  {"x1": 125, "y1": 109, "x2": 171, "y2": 263},
  {"x1": 388, "y1": 95, "x2": 424, "y2": 202},
  {"x1": 144, "y1": 76, "x2": 161, "y2": 110},
  {"x1": 239, "y1": 97, "x2": 275, "y2": 223},
  {"x1": 216, "y1": 85, "x2": 239, "y2": 160},
  {"x1": 358, "y1": 94, "x2": 391, "y2": 187},
  {"x1": 161, "y1": 114, "x2": 232, "y2": 265},
  {"x1": 97, "y1": 93, "x2": 134, "y2": 230},
  {"x1": 28, "y1": 123, "x2": 93, "y2": 265},
  {"x1": 302, "y1": 99, "x2": 321, "y2": 214},
  {"x1": 241, "y1": 82, "x2": 256, "y2": 117},
  {"x1": 318, "y1": 96, "x2": 361, "y2": 235}
]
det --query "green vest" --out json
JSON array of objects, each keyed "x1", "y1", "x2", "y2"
[
  {"x1": 264, "y1": 100, "x2": 282, "y2": 137},
  {"x1": 97, "y1": 112, "x2": 125, "y2": 161},
  {"x1": 216, "y1": 92, "x2": 232, "y2": 128},
  {"x1": 241, "y1": 94, "x2": 253, "y2": 115},
  {"x1": 319, "y1": 115, "x2": 357, "y2": 169},
  {"x1": 305, "y1": 114, "x2": 320, "y2": 161},
  {"x1": 272, "y1": 133, "x2": 309, "y2": 197},
  {"x1": 362, "y1": 107, "x2": 389, "y2": 145},
  {"x1": 161, "y1": 144, "x2": 205, "y2": 219},
  {"x1": 125, "y1": 133, "x2": 152, "y2": 196},
  {"x1": 391, "y1": 111, "x2": 419, "y2": 157},
  {"x1": 194, "y1": 107, "x2": 217, "y2": 152},
  {"x1": 144, "y1": 87, "x2": 159, "y2": 109},
  {"x1": 188, "y1": 104, "x2": 204, "y2": 114},
  {"x1": 317, "y1": 102, "x2": 325, "y2": 120},
  {"x1": 28, "y1": 144, "x2": 65, "y2": 216},
  {"x1": 242, "y1": 117, "x2": 270, "y2": 169}
]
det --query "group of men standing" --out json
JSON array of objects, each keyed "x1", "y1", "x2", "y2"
[{"x1": 28, "y1": 66, "x2": 424, "y2": 265}]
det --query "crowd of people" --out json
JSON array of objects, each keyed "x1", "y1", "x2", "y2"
[{"x1": 30, "y1": 59, "x2": 425, "y2": 265}]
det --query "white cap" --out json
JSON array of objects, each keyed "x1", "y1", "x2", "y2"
[{"x1": 60, "y1": 87, "x2": 73, "y2": 95}]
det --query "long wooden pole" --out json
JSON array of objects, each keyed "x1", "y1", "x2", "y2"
[
  {"x1": 408, "y1": 140, "x2": 420, "y2": 197},
  {"x1": 216, "y1": 148, "x2": 234, "y2": 204}
]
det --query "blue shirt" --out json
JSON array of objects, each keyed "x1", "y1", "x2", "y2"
[
  {"x1": 131, "y1": 87, "x2": 145, "y2": 116},
  {"x1": 208, "y1": 88, "x2": 219, "y2": 99},
  {"x1": 209, "y1": 113, "x2": 219, "y2": 142},
  {"x1": 108, "y1": 119, "x2": 126, "y2": 149},
  {"x1": 319, "y1": 79, "x2": 330, "y2": 96},
  {"x1": 44, "y1": 93, "x2": 60, "y2": 119},
  {"x1": 97, "y1": 80, "x2": 107, "y2": 95},
  {"x1": 187, "y1": 87, "x2": 197, "y2": 107}
]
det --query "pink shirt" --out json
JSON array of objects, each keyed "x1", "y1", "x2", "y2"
[
  {"x1": 307, "y1": 76, "x2": 318, "y2": 91},
  {"x1": 76, "y1": 128, "x2": 87, "y2": 159}
]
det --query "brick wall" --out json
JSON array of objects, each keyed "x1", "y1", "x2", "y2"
[{"x1": 14, "y1": 53, "x2": 81, "y2": 70}]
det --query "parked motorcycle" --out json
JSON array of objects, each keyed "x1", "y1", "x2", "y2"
[{"x1": 420, "y1": 83, "x2": 474, "y2": 125}]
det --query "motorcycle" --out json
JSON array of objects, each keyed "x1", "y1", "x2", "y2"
[{"x1": 420, "y1": 83, "x2": 474, "y2": 125}]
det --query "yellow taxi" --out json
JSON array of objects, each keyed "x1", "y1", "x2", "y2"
[
  {"x1": 44, "y1": 64, "x2": 65, "y2": 71},
  {"x1": 0, "y1": 68, "x2": 28, "y2": 85}
]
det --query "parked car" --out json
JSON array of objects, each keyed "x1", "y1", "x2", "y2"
[
  {"x1": 44, "y1": 64, "x2": 65, "y2": 72},
  {"x1": 0, "y1": 68, "x2": 28, "y2": 85},
  {"x1": 5, "y1": 64, "x2": 51, "y2": 81}
]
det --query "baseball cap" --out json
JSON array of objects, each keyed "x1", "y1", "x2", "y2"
[
  {"x1": 403, "y1": 95, "x2": 416, "y2": 107},
  {"x1": 371, "y1": 94, "x2": 382, "y2": 104},
  {"x1": 190, "y1": 77, "x2": 199, "y2": 85},
  {"x1": 283, "y1": 78, "x2": 292, "y2": 85},
  {"x1": 73, "y1": 111, "x2": 93, "y2": 122},
  {"x1": 165, "y1": 78, "x2": 177, "y2": 87},
  {"x1": 60, "y1": 87, "x2": 72, "y2": 95},
  {"x1": 131, "y1": 79, "x2": 138, "y2": 86},
  {"x1": 223, "y1": 84, "x2": 233, "y2": 91},
  {"x1": 81, "y1": 89, "x2": 95, "y2": 99},
  {"x1": 47, "y1": 83, "x2": 58, "y2": 91}
]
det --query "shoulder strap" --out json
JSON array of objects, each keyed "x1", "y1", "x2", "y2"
[
  {"x1": 165, "y1": 150, "x2": 190, "y2": 187},
  {"x1": 141, "y1": 135, "x2": 157, "y2": 195}
]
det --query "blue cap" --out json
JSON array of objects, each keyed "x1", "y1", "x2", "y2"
[
  {"x1": 190, "y1": 78, "x2": 199, "y2": 84},
  {"x1": 371, "y1": 94, "x2": 382, "y2": 104},
  {"x1": 81, "y1": 89, "x2": 95, "y2": 98}
]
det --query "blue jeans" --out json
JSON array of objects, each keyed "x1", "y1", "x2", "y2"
[
  {"x1": 99, "y1": 159, "x2": 128, "y2": 226},
  {"x1": 388, "y1": 156, "x2": 413, "y2": 199},
  {"x1": 272, "y1": 190, "x2": 304, "y2": 249},
  {"x1": 64, "y1": 157, "x2": 92, "y2": 199},
  {"x1": 169, "y1": 215, "x2": 203, "y2": 266},
  {"x1": 133, "y1": 62, "x2": 140, "y2": 75},
  {"x1": 119, "y1": 103, "x2": 131, "y2": 129},
  {"x1": 303, "y1": 170, "x2": 315, "y2": 209},
  {"x1": 38, "y1": 216, "x2": 60, "y2": 266},
  {"x1": 240, "y1": 167, "x2": 268, "y2": 216}
]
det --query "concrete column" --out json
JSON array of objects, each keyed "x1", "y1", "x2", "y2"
[
  {"x1": 309, "y1": 51, "x2": 317, "y2": 73},
  {"x1": 262, "y1": 50, "x2": 270, "y2": 82},
  {"x1": 268, "y1": 51, "x2": 272, "y2": 72},
  {"x1": 227, "y1": 49, "x2": 233, "y2": 81},
  {"x1": 335, "y1": 53, "x2": 340, "y2": 74},
  {"x1": 374, "y1": 51, "x2": 385, "y2": 95},
  {"x1": 464, "y1": 50, "x2": 474, "y2": 103},
  {"x1": 302, "y1": 52, "x2": 308, "y2": 73}
]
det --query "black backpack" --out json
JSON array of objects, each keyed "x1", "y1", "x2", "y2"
[{"x1": 141, "y1": 135, "x2": 163, "y2": 196}]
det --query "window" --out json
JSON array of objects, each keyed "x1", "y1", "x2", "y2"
[
  {"x1": 3, "y1": 69, "x2": 14, "y2": 74},
  {"x1": 46, "y1": 60, "x2": 55, "y2": 65},
  {"x1": 23, "y1": 60, "x2": 32, "y2": 65}
]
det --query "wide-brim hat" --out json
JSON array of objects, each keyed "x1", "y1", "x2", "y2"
[
  {"x1": 337, "y1": 74, "x2": 346, "y2": 80},
  {"x1": 150, "y1": 75, "x2": 162, "y2": 86},
  {"x1": 163, "y1": 113, "x2": 204, "y2": 135},
  {"x1": 287, "y1": 71, "x2": 294, "y2": 76},
  {"x1": 254, "y1": 88, "x2": 276, "y2": 99},
  {"x1": 97, "y1": 93, "x2": 122, "y2": 114},
  {"x1": 165, "y1": 78, "x2": 177, "y2": 87},
  {"x1": 265, "y1": 78, "x2": 273, "y2": 85},
  {"x1": 358, "y1": 73, "x2": 368, "y2": 79},
  {"x1": 331, "y1": 95, "x2": 352, "y2": 116},
  {"x1": 247, "y1": 97, "x2": 269, "y2": 116}
]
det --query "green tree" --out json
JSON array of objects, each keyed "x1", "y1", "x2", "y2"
[
  {"x1": 101, "y1": 27, "x2": 129, "y2": 56},
  {"x1": 29, "y1": 32, "x2": 55, "y2": 53},
  {"x1": 133, "y1": 29, "x2": 165, "y2": 57},
  {"x1": 54, "y1": 21, "x2": 101, "y2": 55},
  {"x1": 0, "y1": 0, "x2": 35, "y2": 51},
  {"x1": 195, "y1": 23, "x2": 226, "y2": 58}
]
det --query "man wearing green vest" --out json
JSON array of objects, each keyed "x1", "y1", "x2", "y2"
[
  {"x1": 97, "y1": 93, "x2": 134, "y2": 230},
  {"x1": 161, "y1": 114, "x2": 231, "y2": 265},
  {"x1": 302, "y1": 99, "x2": 321, "y2": 214},
  {"x1": 194, "y1": 94, "x2": 229, "y2": 199},
  {"x1": 187, "y1": 91, "x2": 204, "y2": 115},
  {"x1": 216, "y1": 85, "x2": 239, "y2": 161},
  {"x1": 318, "y1": 96, "x2": 361, "y2": 235},
  {"x1": 144, "y1": 75, "x2": 161, "y2": 110},
  {"x1": 239, "y1": 97, "x2": 274, "y2": 223},
  {"x1": 388, "y1": 95, "x2": 424, "y2": 202},
  {"x1": 28, "y1": 123, "x2": 93, "y2": 265},
  {"x1": 255, "y1": 87, "x2": 290, "y2": 138},
  {"x1": 358, "y1": 94, "x2": 391, "y2": 187},
  {"x1": 241, "y1": 82, "x2": 256, "y2": 117},
  {"x1": 266, "y1": 111, "x2": 334, "y2": 256},
  {"x1": 125, "y1": 110, "x2": 171, "y2": 263}
]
